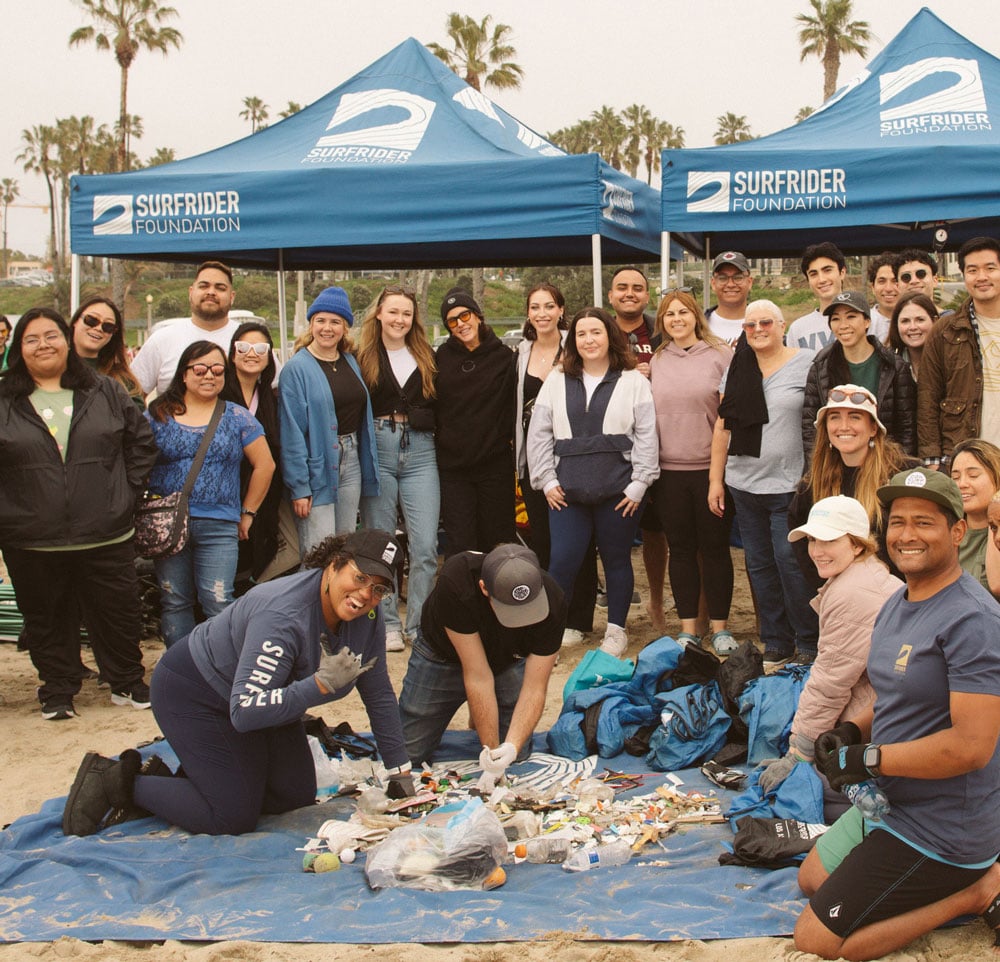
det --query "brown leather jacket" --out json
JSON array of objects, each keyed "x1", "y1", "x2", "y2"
[{"x1": 917, "y1": 301, "x2": 982, "y2": 462}]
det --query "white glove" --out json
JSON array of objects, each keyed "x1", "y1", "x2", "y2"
[
  {"x1": 488, "y1": 741, "x2": 518, "y2": 770},
  {"x1": 315, "y1": 647, "x2": 375, "y2": 692},
  {"x1": 476, "y1": 742, "x2": 518, "y2": 793}
]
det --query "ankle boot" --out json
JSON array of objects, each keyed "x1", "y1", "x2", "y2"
[{"x1": 62, "y1": 749, "x2": 142, "y2": 836}]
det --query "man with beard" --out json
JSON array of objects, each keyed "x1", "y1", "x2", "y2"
[{"x1": 132, "y1": 261, "x2": 241, "y2": 396}]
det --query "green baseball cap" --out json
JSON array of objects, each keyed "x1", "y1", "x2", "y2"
[{"x1": 877, "y1": 467, "x2": 964, "y2": 518}]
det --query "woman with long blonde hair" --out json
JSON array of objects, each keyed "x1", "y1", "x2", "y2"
[{"x1": 356, "y1": 286, "x2": 439, "y2": 652}]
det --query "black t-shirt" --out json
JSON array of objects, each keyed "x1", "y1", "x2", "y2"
[
  {"x1": 316, "y1": 357, "x2": 367, "y2": 436},
  {"x1": 420, "y1": 551, "x2": 565, "y2": 673}
]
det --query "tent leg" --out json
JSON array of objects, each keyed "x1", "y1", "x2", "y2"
[
  {"x1": 661, "y1": 231, "x2": 670, "y2": 297},
  {"x1": 703, "y1": 238, "x2": 711, "y2": 310},
  {"x1": 71, "y1": 254, "x2": 80, "y2": 315},
  {"x1": 276, "y1": 251, "x2": 288, "y2": 362},
  {"x1": 591, "y1": 234, "x2": 602, "y2": 307}
]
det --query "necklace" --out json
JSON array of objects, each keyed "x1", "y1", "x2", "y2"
[{"x1": 309, "y1": 345, "x2": 340, "y2": 370}]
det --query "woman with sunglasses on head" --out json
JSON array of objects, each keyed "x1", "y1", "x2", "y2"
[
  {"x1": 435, "y1": 287, "x2": 516, "y2": 556},
  {"x1": 0, "y1": 308, "x2": 158, "y2": 720},
  {"x1": 221, "y1": 322, "x2": 284, "y2": 589},
  {"x1": 356, "y1": 287, "x2": 439, "y2": 652},
  {"x1": 146, "y1": 341, "x2": 274, "y2": 647},
  {"x1": 62, "y1": 529, "x2": 414, "y2": 838},
  {"x1": 887, "y1": 291, "x2": 939, "y2": 384},
  {"x1": 789, "y1": 385, "x2": 916, "y2": 596},
  {"x1": 650, "y1": 289, "x2": 736, "y2": 655},
  {"x1": 69, "y1": 297, "x2": 143, "y2": 405},
  {"x1": 709, "y1": 299, "x2": 818, "y2": 665},
  {"x1": 527, "y1": 307, "x2": 658, "y2": 657},
  {"x1": 279, "y1": 287, "x2": 379, "y2": 555}
]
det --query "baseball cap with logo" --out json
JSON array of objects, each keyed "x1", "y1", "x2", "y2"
[
  {"x1": 823, "y1": 290, "x2": 871, "y2": 320},
  {"x1": 877, "y1": 468, "x2": 965, "y2": 519},
  {"x1": 788, "y1": 495, "x2": 870, "y2": 542},
  {"x1": 712, "y1": 251, "x2": 750, "y2": 274},
  {"x1": 481, "y1": 544, "x2": 549, "y2": 628},
  {"x1": 344, "y1": 528, "x2": 403, "y2": 588}
]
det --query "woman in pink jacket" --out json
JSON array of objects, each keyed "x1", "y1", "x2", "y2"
[{"x1": 759, "y1": 495, "x2": 902, "y2": 796}]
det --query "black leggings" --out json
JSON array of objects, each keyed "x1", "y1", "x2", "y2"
[
  {"x1": 133, "y1": 639, "x2": 315, "y2": 835},
  {"x1": 655, "y1": 469, "x2": 734, "y2": 620}
]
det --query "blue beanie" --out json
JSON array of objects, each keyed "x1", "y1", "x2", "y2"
[{"x1": 307, "y1": 287, "x2": 354, "y2": 326}]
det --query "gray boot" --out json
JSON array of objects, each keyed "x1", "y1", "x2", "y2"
[{"x1": 62, "y1": 749, "x2": 142, "y2": 836}]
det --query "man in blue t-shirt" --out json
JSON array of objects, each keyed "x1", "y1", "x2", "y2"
[{"x1": 794, "y1": 468, "x2": 1000, "y2": 959}]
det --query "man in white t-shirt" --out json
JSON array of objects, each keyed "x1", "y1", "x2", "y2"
[
  {"x1": 131, "y1": 261, "x2": 241, "y2": 396},
  {"x1": 705, "y1": 251, "x2": 753, "y2": 346},
  {"x1": 786, "y1": 242, "x2": 847, "y2": 352},
  {"x1": 866, "y1": 252, "x2": 897, "y2": 343}
]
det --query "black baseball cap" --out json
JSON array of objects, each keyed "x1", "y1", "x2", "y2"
[{"x1": 344, "y1": 529, "x2": 403, "y2": 588}]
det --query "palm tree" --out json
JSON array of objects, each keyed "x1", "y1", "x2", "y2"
[
  {"x1": 796, "y1": 105, "x2": 816, "y2": 123},
  {"x1": 69, "y1": 1, "x2": 183, "y2": 173},
  {"x1": 714, "y1": 112, "x2": 753, "y2": 145},
  {"x1": 240, "y1": 96, "x2": 269, "y2": 133},
  {"x1": 796, "y1": 0, "x2": 871, "y2": 101},
  {"x1": 642, "y1": 118, "x2": 684, "y2": 186},
  {"x1": 589, "y1": 105, "x2": 626, "y2": 169},
  {"x1": 115, "y1": 112, "x2": 144, "y2": 164},
  {"x1": 427, "y1": 13, "x2": 523, "y2": 92},
  {"x1": 1, "y1": 178, "x2": 19, "y2": 280},
  {"x1": 548, "y1": 120, "x2": 596, "y2": 155},
  {"x1": 621, "y1": 104, "x2": 651, "y2": 179},
  {"x1": 278, "y1": 101, "x2": 303, "y2": 119},
  {"x1": 17, "y1": 125, "x2": 60, "y2": 284},
  {"x1": 146, "y1": 146, "x2": 176, "y2": 167}
]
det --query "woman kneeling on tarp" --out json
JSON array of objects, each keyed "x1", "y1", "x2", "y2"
[{"x1": 62, "y1": 529, "x2": 414, "y2": 837}]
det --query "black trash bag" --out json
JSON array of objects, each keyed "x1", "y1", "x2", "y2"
[
  {"x1": 624, "y1": 722, "x2": 657, "y2": 756},
  {"x1": 580, "y1": 700, "x2": 605, "y2": 757},
  {"x1": 718, "y1": 817, "x2": 825, "y2": 869},
  {"x1": 661, "y1": 642, "x2": 721, "y2": 692},
  {"x1": 717, "y1": 640, "x2": 764, "y2": 744}
]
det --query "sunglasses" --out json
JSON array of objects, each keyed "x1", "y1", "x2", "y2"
[
  {"x1": 82, "y1": 314, "x2": 117, "y2": 335},
  {"x1": 234, "y1": 341, "x2": 271, "y2": 356},
  {"x1": 186, "y1": 362, "x2": 225, "y2": 377},
  {"x1": 828, "y1": 388, "x2": 875, "y2": 405},
  {"x1": 662, "y1": 286, "x2": 693, "y2": 297},
  {"x1": 742, "y1": 317, "x2": 776, "y2": 331},
  {"x1": 899, "y1": 268, "x2": 930, "y2": 283},
  {"x1": 445, "y1": 309, "x2": 475, "y2": 329}
]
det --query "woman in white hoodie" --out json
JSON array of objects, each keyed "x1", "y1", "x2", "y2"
[{"x1": 650, "y1": 290, "x2": 735, "y2": 654}]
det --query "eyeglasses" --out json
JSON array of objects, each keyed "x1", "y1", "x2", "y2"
[
  {"x1": 713, "y1": 271, "x2": 749, "y2": 282},
  {"x1": 81, "y1": 314, "x2": 117, "y2": 335},
  {"x1": 346, "y1": 560, "x2": 392, "y2": 600},
  {"x1": 22, "y1": 331, "x2": 65, "y2": 348},
  {"x1": 828, "y1": 388, "x2": 875, "y2": 405},
  {"x1": 234, "y1": 341, "x2": 271, "y2": 356},
  {"x1": 742, "y1": 318, "x2": 776, "y2": 331},
  {"x1": 186, "y1": 362, "x2": 225, "y2": 377},
  {"x1": 899, "y1": 268, "x2": 930, "y2": 283},
  {"x1": 445, "y1": 309, "x2": 475, "y2": 329}
]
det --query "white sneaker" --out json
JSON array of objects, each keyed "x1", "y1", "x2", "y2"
[
  {"x1": 385, "y1": 630, "x2": 406, "y2": 652},
  {"x1": 599, "y1": 624, "x2": 628, "y2": 658},
  {"x1": 561, "y1": 628, "x2": 585, "y2": 647}
]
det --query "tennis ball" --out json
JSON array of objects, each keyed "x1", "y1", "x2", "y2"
[
  {"x1": 339, "y1": 848, "x2": 356, "y2": 864},
  {"x1": 313, "y1": 852, "x2": 342, "y2": 873}
]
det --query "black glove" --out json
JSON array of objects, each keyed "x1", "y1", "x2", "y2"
[
  {"x1": 815, "y1": 744, "x2": 872, "y2": 791},
  {"x1": 814, "y1": 721, "x2": 862, "y2": 762},
  {"x1": 386, "y1": 774, "x2": 416, "y2": 799}
]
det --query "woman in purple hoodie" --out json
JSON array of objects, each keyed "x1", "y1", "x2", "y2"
[{"x1": 650, "y1": 289, "x2": 735, "y2": 655}]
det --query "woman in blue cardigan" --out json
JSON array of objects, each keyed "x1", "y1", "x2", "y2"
[{"x1": 279, "y1": 287, "x2": 379, "y2": 555}]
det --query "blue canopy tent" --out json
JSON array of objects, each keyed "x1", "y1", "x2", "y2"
[
  {"x1": 660, "y1": 7, "x2": 1000, "y2": 277},
  {"x1": 71, "y1": 37, "x2": 688, "y2": 349}
]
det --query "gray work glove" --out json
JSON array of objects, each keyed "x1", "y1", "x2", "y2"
[
  {"x1": 759, "y1": 753, "x2": 800, "y2": 794},
  {"x1": 315, "y1": 646, "x2": 375, "y2": 693}
]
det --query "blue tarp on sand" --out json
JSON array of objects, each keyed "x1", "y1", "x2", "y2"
[{"x1": 0, "y1": 731, "x2": 806, "y2": 944}]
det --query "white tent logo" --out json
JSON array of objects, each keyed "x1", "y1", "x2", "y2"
[
  {"x1": 686, "y1": 171, "x2": 730, "y2": 213},
  {"x1": 880, "y1": 57, "x2": 990, "y2": 136},
  {"x1": 92, "y1": 194, "x2": 133, "y2": 235},
  {"x1": 315, "y1": 89, "x2": 436, "y2": 151}
]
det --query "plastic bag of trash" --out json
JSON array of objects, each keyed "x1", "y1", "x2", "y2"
[{"x1": 364, "y1": 797, "x2": 507, "y2": 892}]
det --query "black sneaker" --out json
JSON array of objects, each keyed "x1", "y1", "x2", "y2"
[
  {"x1": 41, "y1": 697, "x2": 77, "y2": 721},
  {"x1": 111, "y1": 681, "x2": 151, "y2": 710},
  {"x1": 77, "y1": 666, "x2": 99, "y2": 682},
  {"x1": 792, "y1": 648, "x2": 817, "y2": 666},
  {"x1": 62, "y1": 749, "x2": 142, "y2": 836}
]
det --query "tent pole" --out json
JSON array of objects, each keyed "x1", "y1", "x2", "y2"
[
  {"x1": 703, "y1": 238, "x2": 711, "y2": 310},
  {"x1": 660, "y1": 232, "x2": 670, "y2": 297},
  {"x1": 276, "y1": 251, "x2": 288, "y2": 362},
  {"x1": 591, "y1": 234, "x2": 602, "y2": 306},
  {"x1": 70, "y1": 254, "x2": 80, "y2": 315}
]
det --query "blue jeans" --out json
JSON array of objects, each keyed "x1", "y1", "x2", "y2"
[
  {"x1": 728, "y1": 487, "x2": 819, "y2": 656},
  {"x1": 361, "y1": 422, "x2": 440, "y2": 638},
  {"x1": 154, "y1": 517, "x2": 239, "y2": 647},
  {"x1": 548, "y1": 496, "x2": 642, "y2": 629},
  {"x1": 398, "y1": 638, "x2": 528, "y2": 766},
  {"x1": 295, "y1": 433, "x2": 362, "y2": 556}
]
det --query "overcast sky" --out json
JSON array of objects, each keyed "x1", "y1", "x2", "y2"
[{"x1": 5, "y1": 0, "x2": 995, "y2": 256}]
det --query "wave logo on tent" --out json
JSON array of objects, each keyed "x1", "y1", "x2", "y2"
[
  {"x1": 450, "y1": 87, "x2": 563, "y2": 157},
  {"x1": 601, "y1": 180, "x2": 636, "y2": 227},
  {"x1": 93, "y1": 195, "x2": 134, "y2": 236},
  {"x1": 92, "y1": 190, "x2": 242, "y2": 238},
  {"x1": 304, "y1": 89, "x2": 435, "y2": 164},
  {"x1": 686, "y1": 168, "x2": 847, "y2": 215},
  {"x1": 880, "y1": 57, "x2": 991, "y2": 137},
  {"x1": 686, "y1": 172, "x2": 730, "y2": 213}
]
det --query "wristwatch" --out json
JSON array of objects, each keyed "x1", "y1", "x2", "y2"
[
  {"x1": 241, "y1": 507, "x2": 257, "y2": 517},
  {"x1": 863, "y1": 744, "x2": 882, "y2": 777}
]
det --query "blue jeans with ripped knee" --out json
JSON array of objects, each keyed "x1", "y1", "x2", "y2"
[{"x1": 154, "y1": 517, "x2": 239, "y2": 646}]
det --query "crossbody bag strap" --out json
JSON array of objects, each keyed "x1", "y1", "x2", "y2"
[{"x1": 166, "y1": 399, "x2": 226, "y2": 544}]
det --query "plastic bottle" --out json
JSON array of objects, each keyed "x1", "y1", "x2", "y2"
[
  {"x1": 525, "y1": 837, "x2": 572, "y2": 864},
  {"x1": 575, "y1": 778, "x2": 615, "y2": 813},
  {"x1": 844, "y1": 780, "x2": 890, "y2": 820},
  {"x1": 562, "y1": 838, "x2": 632, "y2": 872}
]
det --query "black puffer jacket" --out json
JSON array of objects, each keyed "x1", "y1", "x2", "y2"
[
  {"x1": 801, "y1": 336, "x2": 917, "y2": 458},
  {"x1": 0, "y1": 376, "x2": 158, "y2": 548}
]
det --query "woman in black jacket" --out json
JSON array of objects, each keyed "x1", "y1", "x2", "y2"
[
  {"x1": 800, "y1": 292, "x2": 916, "y2": 458},
  {"x1": 435, "y1": 288, "x2": 516, "y2": 556},
  {"x1": 0, "y1": 308, "x2": 158, "y2": 720}
]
